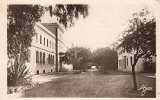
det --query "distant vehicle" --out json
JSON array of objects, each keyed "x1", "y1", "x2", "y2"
[
  {"x1": 91, "y1": 66, "x2": 96, "y2": 69},
  {"x1": 89, "y1": 66, "x2": 97, "y2": 71}
]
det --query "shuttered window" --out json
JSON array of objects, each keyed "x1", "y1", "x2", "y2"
[
  {"x1": 43, "y1": 53, "x2": 45, "y2": 64},
  {"x1": 40, "y1": 52, "x2": 42, "y2": 64},
  {"x1": 36, "y1": 51, "x2": 39, "y2": 63},
  {"x1": 40, "y1": 35, "x2": 42, "y2": 44}
]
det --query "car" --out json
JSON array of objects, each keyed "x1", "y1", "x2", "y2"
[{"x1": 89, "y1": 66, "x2": 97, "y2": 71}]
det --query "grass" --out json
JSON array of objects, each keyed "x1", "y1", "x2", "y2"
[{"x1": 22, "y1": 71, "x2": 156, "y2": 98}]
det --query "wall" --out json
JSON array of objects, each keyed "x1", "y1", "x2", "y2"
[
  {"x1": 28, "y1": 22, "x2": 67, "y2": 74},
  {"x1": 117, "y1": 47, "x2": 144, "y2": 72},
  {"x1": 28, "y1": 23, "x2": 56, "y2": 74}
]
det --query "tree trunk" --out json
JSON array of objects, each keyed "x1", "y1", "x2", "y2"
[
  {"x1": 59, "y1": 58, "x2": 62, "y2": 72},
  {"x1": 132, "y1": 64, "x2": 137, "y2": 90},
  {"x1": 55, "y1": 28, "x2": 58, "y2": 72}
]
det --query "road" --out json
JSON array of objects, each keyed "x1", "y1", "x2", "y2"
[{"x1": 22, "y1": 71, "x2": 155, "y2": 97}]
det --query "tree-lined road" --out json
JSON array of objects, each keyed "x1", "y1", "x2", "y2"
[{"x1": 23, "y1": 71, "x2": 155, "y2": 97}]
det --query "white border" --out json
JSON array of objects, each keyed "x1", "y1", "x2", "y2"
[{"x1": 1, "y1": 0, "x2": 160, "y2": 99}]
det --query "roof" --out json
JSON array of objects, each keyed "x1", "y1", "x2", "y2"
[
  {"x1": 41, "y1": 23, "x2": 57, "y2": 35},
  {"x1": 41, "y1": 23, "x2": 64, "y2": 34},
  {"x1": 116, "y1": 43, "x2": 122, "y2": 50}
]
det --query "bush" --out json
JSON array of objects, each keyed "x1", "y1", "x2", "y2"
[
  {"x1": 143, "y1": 62, "x2": 156, "y2": 73},
  {"x1": 60, "y1": 67, "x2": 69, "y2": 72},
  {"x1": 7, "y1": 56, "x2": 30, "y2": 86},
  {"x1": 92, "y1": 47, "x2": 118, "y2": 73}
]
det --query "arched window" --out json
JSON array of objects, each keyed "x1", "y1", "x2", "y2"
[
  {"x1": 40, "y1": 35, "x2": 42, "y2": 44},
  {"x1": 51, "y1": 55, "x2": 53, "y2": 65},
  {"x1": 127, "y1": 57, "x2": 128, "y2": 66},
  {"x1": 47, "y1": 39, "x2": 48, "y2": 47},
  {"x1": 36, "y1": 34, "x2": 38, "y2": 42},
  {"x1": 50, "y1": 55, "x2": 52, "y2": 65},
  {"x1": 44, "y1": 37, "x2": 45, "y2": 46},
  {"x1": 48, "y1": 54, "x2": 50, "y2": 64},
  {"x1": 124, "y1": 56, "x2": 126, "y2": 68},
  {"x1": 50, "y1": 41, "x2": 51, "y2": 48},
  {"x1": 53, "y1": 55, "x2": 54, "y2": 64},
  {"x1": 130, "y1": 56, "x2": 132, "y2": 66},
  {"x1": 43, "y1": 53, "x2": 45, "y2": 64},
  {"x1": 40, "y1": 52, "x2": 42, "y2": 64}
]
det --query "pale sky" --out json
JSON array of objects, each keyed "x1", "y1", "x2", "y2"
[{"x1": 41, "y1": 0, "x2": 157, "y2": 51}]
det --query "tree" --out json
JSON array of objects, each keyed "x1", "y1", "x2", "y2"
[
  {"x1": 50, "y1": 4, "x2": 89, "y2": 28},
  {"x1": 92, "y1": 47, "x2": 118, "y2": 73},
  {"x1": 48, "y1": 4, "x2": 89, "y2": 72},
  {"x1": 7, "y1": 5, "x2": 44, "y2": 60},
  {"x1": 7, "y1": 4, "x2": 89, "y2": 85},
  {"x1": 7, "y1": 5, "x2": 44, "y2": 86},
  {"x1": 66, "y1": 47, "x2": 92, "y2": 71},
  {"x1": 119, "y1": 8, "x2": 156, "y2": 90}
]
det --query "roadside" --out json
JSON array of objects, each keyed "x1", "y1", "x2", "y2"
[
  {"x1": 7, "y1": 70, "x2": 82, "y2": 97},
  {"x1": 23, "y1": 71, "x2": 156, "y2": 97},
  {"x1": 100, "y1": 70, "x2": 156, "y2": 79},
  {"x1": 8, "y1": 70, "x2": 156, "y2": 98},
  {"x1": 31, "y1": 74, "x2": 62, "y2": 84},
  {"x1": 7, "y1": 73, "x2": 65, "y2": 97}
]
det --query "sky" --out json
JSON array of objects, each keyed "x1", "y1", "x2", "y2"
[{"x1": 41, "y1": 0, "x2": 157, "y2": 51}]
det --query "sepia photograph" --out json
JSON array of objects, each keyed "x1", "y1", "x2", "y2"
[{"x1": 6, "y1": 0, "x2": 158, "y2": 98}]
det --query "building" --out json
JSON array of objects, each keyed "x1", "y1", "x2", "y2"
[
  {"x1": 117, "y1": 47, "x2": 156, "y2": 72},
  {"x1": 117, "y1": 47, "x2": 144, "y2": 72},
  {"x1": 28, "y1": 22, "x2": 66, "y2": 74}
]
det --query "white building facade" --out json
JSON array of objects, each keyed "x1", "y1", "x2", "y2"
[
  {"x1": 117, "y1": 47, "x2": 144, "y2": 72},
  {"x1": 28, "y1": 22, "x2": 66, "y2": 74}
]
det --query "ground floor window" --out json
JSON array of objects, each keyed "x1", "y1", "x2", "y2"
[
  {"x1": 39, "y1": 52, "x2": 42, "y2": 64},
  {"x1": 36, "y1": 51, "x2": 39, "y2": 63},
  {"x1": 48, "y1": 54, "x2": 54, "y2": 65},
  {"x1": 52, "y1": 55, "x2": 54, "y2": 64},
  {"x1": 124, "y1": 56, "x2": 126, "y2": 69},
  {"x1": 126, "y1": 57, "x2": 128, "y2": 66},
  {"x1": 50, "y1": 55, "x2": 54, "y2": 65},
  {"x1": 50, "y1": 55, "x2": 52, "y2": 64},
  {"x1": 37, "y1": 70, "x2": 39, "y2": 74},
  {"x1": 36, "y1": 51, "x2": 54, "y2": 66},
  {"x1": 130, "y1": 56, "x2": 132, "y2": 66},
  {"x1": 48, "y1": 54, "x2": 50, "y2": 64},
  {"x1": 43, "y1": 53, "x2": 45, "y2": 64}
]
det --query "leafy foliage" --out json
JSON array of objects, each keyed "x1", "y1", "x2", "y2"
[
  {"x1": 7, "y1": 5, "x2": 44, "y2": 60},
  {"x1": 7, "y1": 5, "x2": 44, "y2": 86},
  {"x1": 92, "y1": 47, "x2": 118, "y2": 72},
  {"x1": 65, "y1": 46, "x2": 117, "y2": 72},
  {"x1": 119, "y1": 8, "x2": 156, "y2": 90},
  {"x1": 7, "y1": 55, "x2": 30, "y2": 86},
  {"x1": 66, "y1": 47, "x2": 92, "y2": 71},
  {"x1": 52, "y1": 4, "x2": 89, "y2": 28},
  {"x1": 120, "y1": 8, "x2": 156, "y2": 62}
]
